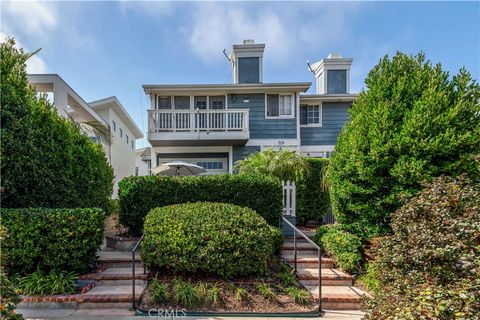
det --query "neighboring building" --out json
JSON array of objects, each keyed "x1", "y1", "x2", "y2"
[
  {"x1": 28, "y1": 74, "x2": 143, "y2": 196},
  {"x1": 142, "y1": 40, "x2": 357, "y2": 174},
  {"x1": 135, "y1": 147, "x2": 151, "y2": 177}
]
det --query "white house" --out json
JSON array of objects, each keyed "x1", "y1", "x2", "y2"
[{"x1": 28, "y1": 74, "x2": 143, "y2": 196}]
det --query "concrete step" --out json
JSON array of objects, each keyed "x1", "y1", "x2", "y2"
[
  {"x1": 282, "y1": 255, "x2": 335, "y2": 268},
  {"x1": 296, "y1": 268, "x2": 353, "y2": 286},
  {"x1": 97, "y1": 251, "x2": 143, "y2": 268},
  {"x1": 310, "y1": 286, "x2": 367, "y2": 310},
  {"x1": 282, "y1": 242, "x2": 319, "y2": 251}
]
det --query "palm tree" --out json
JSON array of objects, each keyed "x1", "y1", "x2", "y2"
[{"x1": 234, "y1": 148, "x2": 311, "y2": 181}]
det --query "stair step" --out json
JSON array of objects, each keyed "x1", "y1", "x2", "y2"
[
  {"x1": 282, "y1": 242, "x2": 318, "y2": 251},
  {"x1": 282, "y1": 256, "x2": 334, "y2": 268},
  {"x1": 308, "y1": 286, "x2": 366, "y2": 310},
  {"x1": 97, "y1": 251, "x2": 142, "y2": 268},
  {"x1": 296, "y1": 269, "x2": 353, "y2": 285}
]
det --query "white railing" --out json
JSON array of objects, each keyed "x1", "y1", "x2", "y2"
[
  {"x1": 283, "y1": 180, "x2": 296, "y2": 217},
  {"x1": 148, "y1": 109, "x2": 249, "y2": 133}
]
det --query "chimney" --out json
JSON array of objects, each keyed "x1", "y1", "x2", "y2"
[
  {"x1": 310, "y1": 53, "x2": 352, "y2": 94},
  {"x1": 230, "y1": 39, "x2": 265, "y2": 84}
]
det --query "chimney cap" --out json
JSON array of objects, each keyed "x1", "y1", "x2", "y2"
[{"x1": 243, "y1": 39, "x2": 255, "y2": 45}]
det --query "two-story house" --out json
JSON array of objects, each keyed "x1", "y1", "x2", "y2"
[
  {"x1": 28, "y1": 74, "x2": 143, "y2": 196},
  {"x1": 143, "y1": 40, "x2": 356, "y2": 174}
]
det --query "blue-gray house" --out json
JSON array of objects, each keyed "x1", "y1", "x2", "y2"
[{"x1": 143, "y1": 40, "x2": 357, "y2": 174}]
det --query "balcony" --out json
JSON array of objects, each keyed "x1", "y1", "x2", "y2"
[{"x1": 148, "y1": 109, "x2": 250, "y2": 146}]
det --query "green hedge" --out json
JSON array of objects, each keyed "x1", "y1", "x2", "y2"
[
  {"x1": 119, "y1": 174, "x2": 283, "y2": 235},
  {"x1": 314, "y1": 225, "x2": 362, "y2": 273},
  {"x1": 296, "y1": 158, "x2": 330, "y2": 225},
  {"x1": 0, "y1": 208, "x2": 105, "y2": 275},
  {"x1": 1, "y1": 38, "x2": 114, "y2": 210},
  {"x1": 141, "y1": 202, "x2": 282, "y2": 278}
]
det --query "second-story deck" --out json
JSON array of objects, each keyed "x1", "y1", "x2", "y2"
[{"x1": 147, "y1": 109, "x2": 250, "y2": 146}]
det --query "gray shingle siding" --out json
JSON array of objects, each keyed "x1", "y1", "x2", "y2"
[
  {"x1": 300, "y1": 102, "x2": 350, "y2": 145},
  {"x1": 228, "y1": 94, "x2": 297, "y2": 139},
  {"x1": 232, "y1": 146, "x2": 260, "y2": 164}
]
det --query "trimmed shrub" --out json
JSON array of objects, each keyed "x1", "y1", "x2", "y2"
[
  {"x1": 0, "y1": 38, "x2": 114, "y2": 210},
  {"x1": 296, "y1": 158, "x2": 329, "y2": 225},
  {"x1": 119, "y1": 174, "x2": 282, "y2": 235},
  {"x1": 364, "y1": 176, "x2": 480, "y2": 319},
  {"x1": 314, "y1": 225, "x2": 362, "y2": 273},
  {"x1": 141, "y1": 202, "x2": 281, "y2": 278},
  {"x1": 0, "y1": 208, "x2": 105, "y2": 275},
  {"x1": 328, "y1": 52, "x2": 480, "y2": 239}
]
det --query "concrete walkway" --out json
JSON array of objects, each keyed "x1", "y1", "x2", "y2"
[{"x1": 17, "y1": 308, "x2": 364, "y2": 319}]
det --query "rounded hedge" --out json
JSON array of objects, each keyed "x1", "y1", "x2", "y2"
[{"x1": 141, "y1": 202, "x2": 282, "y2": 278}]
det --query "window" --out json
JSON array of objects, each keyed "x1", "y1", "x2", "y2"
[
  {"x1": 174, "y1": 96, "x2": 190, "y2": 109},
  {"x1": 300, "y1": 105, "x2": 321, "y2": 126},
  {"x1": 266, "y1": 94, "x2": 292, "y2": 118},
  {"x1": 327, "y1": 70, "x2": 347, "y2": 94},
  {"x1": 209, "y1": 96, "x2": 225, "y2": 109},
  {"x1": 126, "y1": 135, "x2": 129, "y2": 144},
  {"x1": 157, "y1": 96, "x2": 172, "y2": 109},
  {"x1": 119, "y1": 128, "x2": 123, "y2": 138},
  {"x1": 112, "y1": 121, "x2": 116, "y2": 132},
  {"x1": 194, "y1": 96, "x2": 207, "y2": 109},
  {"x1": 131, "y1": 140, "x2": 134, "y2": 149},
  {"x1": 196, "y1": 161, "x2": 224, "y2": 170}
]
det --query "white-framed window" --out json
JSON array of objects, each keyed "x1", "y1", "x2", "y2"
[
  {"x1": 196, "y1": 161, "x2": 224, "y2": 170},
  {"x1": 300, "y1": 104, "x2": 322, "y2": 126},
  {"x1": 194, "y1": 96, "x2": 207, "y2": 109},
  {"x1": 209, "y1": 96, "x2": 225, "y2": 109},
  {"x1": 266, "y1": 94, "x2": 293, "y2": 118},
  {"x1": 174, "y1": 96, "x2": 190, "y2": 109},
  {"x1": 156, "y1": 96, "x2": 172, "y2": 109}
]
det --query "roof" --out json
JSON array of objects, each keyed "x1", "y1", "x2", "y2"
[
  {"x1": 143, "y1": 82, "x2": 312, "y2": 94},
  {"x1": 89, "y1": 96, "x2": 143, "y2": 139},
  {"x1": 28, "y1": 74, "x2": 107, "y2": 126}
]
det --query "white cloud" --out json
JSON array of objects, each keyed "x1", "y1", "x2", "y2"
[
  {"x1": 1, "y1": 32, "x2": 48, "y2": 73},
  {"x1": 118, "y1": 0, "x2": 172, "y2": 18},
  {"x1": 1, "y1": 0, "x2": 57, "y2": 40}
]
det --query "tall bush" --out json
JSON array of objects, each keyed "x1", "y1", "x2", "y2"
[
  {"x1": 141, "y1": 202, "x2": 281, "y2": 278},
  {"x1": 329, "y1": 52, "x2": 480, "y2": 238},
  {"x1": 1, "y1": 208, "x2": 105, "y2": 275},
  {"x1": 0, "y1": 38, "x2": 114, "y2": 209},
  {"x1": 296, "y1": 158, "x2": 330, "y2": 225},
  {"x1": 119, "y1": 174, "x2": 282, "y2": 235},
  {"x1": 364, "y1": 176, "x2": 480, "y2": 319}
]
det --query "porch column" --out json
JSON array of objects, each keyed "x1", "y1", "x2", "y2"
[{"x1": 150, "y1": 146, "x2": 157, "y2": 175}]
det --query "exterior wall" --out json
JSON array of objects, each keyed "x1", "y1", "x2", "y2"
[
  {"x1": 300, "y1": 102, "x2": 350, "y2": 146},
  {"x1": 232, "y1": 146, "x2": 261, "y2": 164},
  {"x1": 228, "y1": 94, "x2": 297, "y2": 139},
  {"x1": 135, "y1": 152, "x2": 150, "y2": 176},
  {"x1": 96, "y1": 108, "x2": 137, "y2": 197}
]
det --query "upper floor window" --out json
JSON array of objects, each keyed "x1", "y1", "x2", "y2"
[
  {"x1": 112, "y1": 120, "x2": 116, "y2": 132},
  {"x1": 157, "y1": 96, "x2": 172, "y2": 109},
  {"x1": 119, "y1": 128, "x2": 123, "y2": 138},
  {"x1": 266, "y1": 94, "x2": 293, "y2": 118},
  {"x1": 174, "y1": 96, "x2": 190, "y2": 109},
  {"x1": 209, "y1": 96, "x2": 225, "y2": 109},
  {"x1": 126, "y1": 134, "x2": 129, "y2": 144},
  {"x1": 300, "y1": 105, "x2": 321, "y2": 126},
  {"x1": 327, "y1": 70, "x2": 347, "y2": 94},
  {"x1": 194, "y1": 96, "x2": 207, "y2": 110}
]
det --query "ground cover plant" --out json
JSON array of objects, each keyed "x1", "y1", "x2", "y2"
[
  {"x1": 328, "y1": 52, "x2": 480, "y2": 239},
  {"x1": 364, "y1": 176, "x2": 480, "y2": 319},
  {"x1": 0, "y1": 38, "x2": 114, "y2": 210},
  {"x1": 119, "y1": 174, "x2": 282, "y2": 235},
  {"x1": 14, "y1": 270, "x2": 77, "y2": 295},
  {"x1": 141, "y1": 202, "x2": 282, "y2": 278}
]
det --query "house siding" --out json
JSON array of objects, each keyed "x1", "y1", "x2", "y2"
[
  {"x1": 232, "y1": 146, "x2": 261, "y2": 164},
  {"x1": 300, "y1": 102, "x2": 350, "y2": 145},
  {"x1": 228, "y1": 94, "x2": 297, "y2": 139}
]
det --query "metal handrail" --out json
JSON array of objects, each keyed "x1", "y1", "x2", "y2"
[
  {"x1": 282, "y1": 217, "x2": 322, "y2": 312},
  {"x1": 131, "y1": 235, "x2": 145, "y2": 310}
]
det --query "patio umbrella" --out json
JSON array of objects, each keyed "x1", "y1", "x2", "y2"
[{"x1": 151, "y1": 161, "x2": 206, "y2": 176}]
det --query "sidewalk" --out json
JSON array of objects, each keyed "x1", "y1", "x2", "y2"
[{"x1": 16, "y1": 308, "x2": 364, "y2": 319}]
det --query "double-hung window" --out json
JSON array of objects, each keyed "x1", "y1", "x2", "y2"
[
  {"x1": 300, "y1": 105, "x2": 321, "y2": 126},
  {"x1": 266, "y1": 94, "x2": 293, "y2": 118}
]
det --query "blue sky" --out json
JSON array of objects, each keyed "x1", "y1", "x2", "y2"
[{"x1": 2, "y1": 1, "x2": 479, "y2": 148}]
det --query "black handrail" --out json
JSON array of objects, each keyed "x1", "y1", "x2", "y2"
[
  {"x1": 282, "y1": 216, "x2": 322, "y2": 312},
  {"x1": 131, "y1": 234, "x2": 145, "y2": 310}
]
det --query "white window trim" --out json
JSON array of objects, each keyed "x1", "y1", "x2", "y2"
[
  {"x1": 264, "y1": 93, "x2": 295, "y2": 119},
  {"x1": 300, "y1": 103, "x2": 323, "y2": 127}
]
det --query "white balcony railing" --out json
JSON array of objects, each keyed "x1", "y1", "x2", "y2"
[{"x1": 148, "y1": 109, "x2": 249, "y2": 133}]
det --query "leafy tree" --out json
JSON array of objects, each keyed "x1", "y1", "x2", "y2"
[
  {"x1": 329, "y1": 52, "x2": 480, "y2": 238},
  {"x1": 364, "y1": 176, "x2": 480, "y2": 319},
  {"x1": 234, "y1": 148, "x2": 311, "y2": 181},
  {"x1": 0, "y1": 38, "x2": 114, "y2": 209}
]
